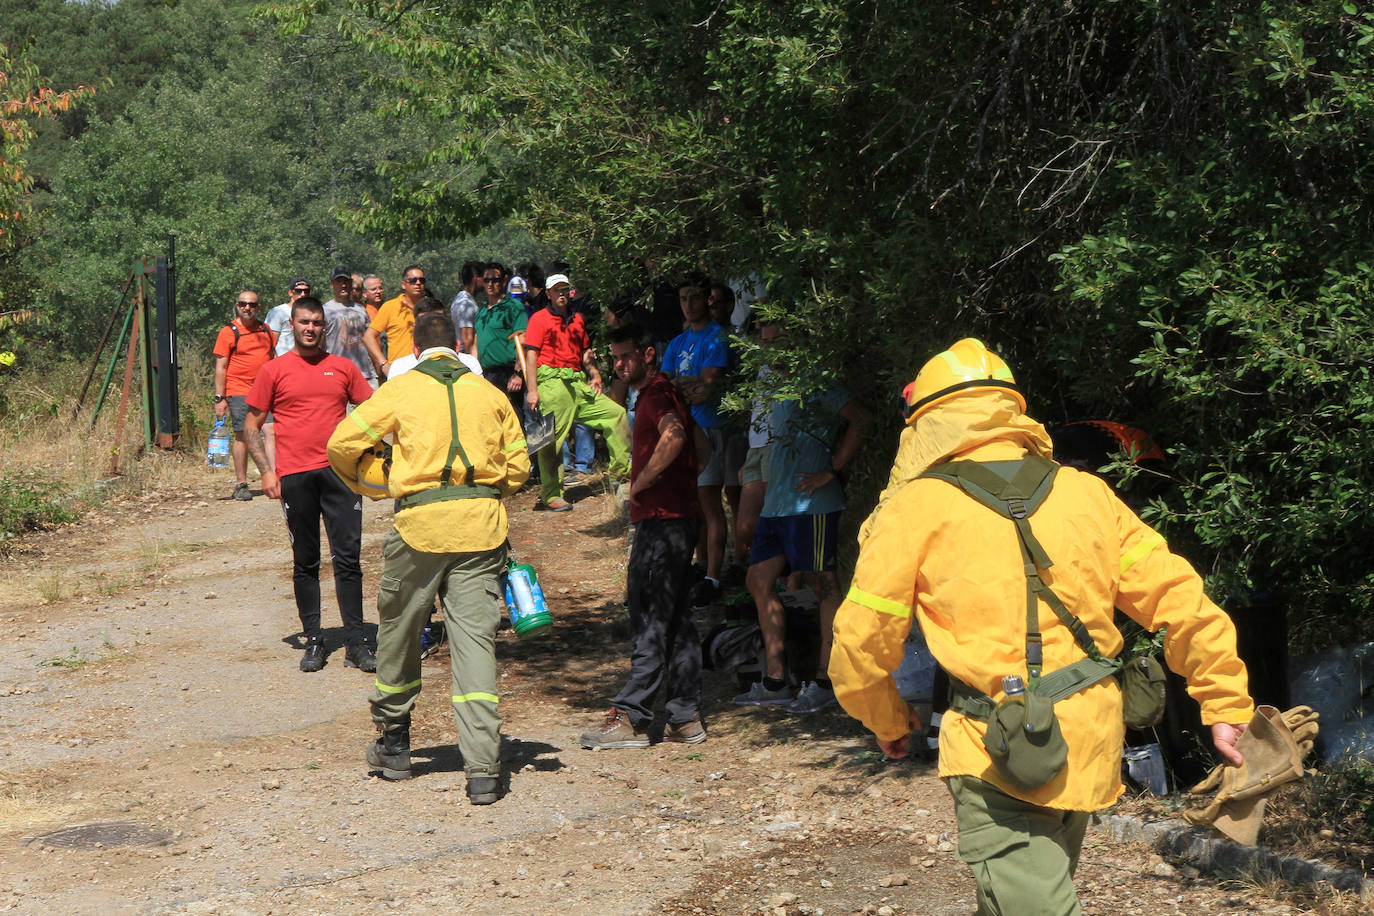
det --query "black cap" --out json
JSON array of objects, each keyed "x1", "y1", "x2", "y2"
[
  {"x1": 289, "y1": 276, "x2": 310, "y2": 290},
  {"x1": 330, "y1": 266, "x2": 352, "y2": 281}
]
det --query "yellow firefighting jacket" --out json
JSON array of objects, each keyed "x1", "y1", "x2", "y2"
[
  {"x1": 327, "y1": 353, "x2": 530, "y2": 553},
  {"x1": 830, "y1": 388, "x2": 1253, "y2": 811}
]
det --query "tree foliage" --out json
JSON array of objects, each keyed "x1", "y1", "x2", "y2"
[
  {"x1": 255, "y1": 0, "x2": 1374, "y2": 647},
  {"x1": 0, "y1": 0, "x2": 549, "y2": 355}
]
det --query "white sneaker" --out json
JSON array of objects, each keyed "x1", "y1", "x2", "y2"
[
  {"x1": 733, "y1": 680, "x2": 795, "y2": 706},
  {"x1": 786, "y1": 680, "x2": 837, "y2": 714}
]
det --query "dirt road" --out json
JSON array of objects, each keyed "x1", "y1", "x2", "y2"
[{"x1": 0, "y1": 467, "x2": 1308, "y2": 914}]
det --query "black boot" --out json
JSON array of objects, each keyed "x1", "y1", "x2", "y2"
[
  {"x1": 467, "y1": 774, "x2": 500, "y2": 805},
  {"x1": 366, "y1": 721, "x2": 411, "y2": 780}
]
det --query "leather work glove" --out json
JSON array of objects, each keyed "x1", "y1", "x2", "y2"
[{"x1": 1182, "y1": 705, "x2": 1318, "y2": 846}]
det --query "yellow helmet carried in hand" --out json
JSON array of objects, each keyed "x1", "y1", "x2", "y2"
[
  {"x1": 902, "y1": 338, "x2": 1024, "y2": 422},
  {"x1": 356, "y1": 443, "x2": 392, "y2": 500}
]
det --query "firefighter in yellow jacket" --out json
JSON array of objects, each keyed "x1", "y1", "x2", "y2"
[
  {"x1": 829, "y1": 338, "x2": 1253, "y2": 915},
  {"x1": 327, "y1": 311, "x2": 529, "y2": 805}
]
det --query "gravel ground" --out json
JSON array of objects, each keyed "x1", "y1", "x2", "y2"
[{"x1": 0, "y1": 471, "x2": 1349, "y2": 914}]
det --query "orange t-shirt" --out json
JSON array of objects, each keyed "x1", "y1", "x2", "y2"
[
  {"x1": 212, "y1": 319, "x2": 278, "y2": 395},
  {"x1": 368, "y1": 295, "x2": 415, "y2": 362}
]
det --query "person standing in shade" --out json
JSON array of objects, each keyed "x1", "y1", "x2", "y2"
[
  {"x1": 323, "y1": 267, "x2": 378, "y2": 391},
  {"x1": 364, "y1": 264, "x2": 426, "y2": 381},
  {"x1": 243, "y1": 297, "x2": 376, "y2": 674},
  {"x1": 327, "y1": 311, "x2": 529, "y2": 803},
  {"x1": 660, "y1": 277, "x2": 730, "y2": 605},
  {"x1": 522, "y1": 274, "x2": 631, "y2": 511},
  {"x1": 735, "y1": 374, "x2": 868, "y2": 713},
  {"x1": 212, "y1": 290, "x2": 278, "y2": 501},
  {"x1": 580, "y1": 324, "x2": 705, "y2": 748}
]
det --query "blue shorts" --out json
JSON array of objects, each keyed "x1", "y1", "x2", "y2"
[{"x1": 749, "y1": 512, "x2": 840, "y2": 573}]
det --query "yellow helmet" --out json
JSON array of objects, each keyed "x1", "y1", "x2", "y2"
[
  {"x1": 902, "y1": 338, "x2": 1024, "y2": 421},
  {"x1": 356, "y1": 443, "x2": 392, "y2": 500}
]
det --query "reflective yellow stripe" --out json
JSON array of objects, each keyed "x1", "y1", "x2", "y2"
[
  {"x1": 503, "y1": 440, "x2": 527, "y2": 452},
  {"x1": 349, "y1": 411, "x2": 382, "y2": 442},
  {"x1": 452, "y1": 692, "x2": 499, "y2": 704},
  {"x1": 1120, "y1": 532, "x2": 1167, "y2": 575},
  {"x1": 374, "y1": 678, "x2": 421, "y2": 694},
  {"x1": 847, "y1": 586, "x2": 911, "y2": 619}
]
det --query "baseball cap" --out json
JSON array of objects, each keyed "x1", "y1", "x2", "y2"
[
  {"x1": 289, "y1": 276, "x2": 310, "y2": 291},
  {"x1": 507, "y1": 276, "x2": 528, "y2": 297},
  {"x1": 545, "y1": 273, "x2": 571, "y2": 290},
  {"x1": 330, "y1": 266, "x2": 352, "y2": 281}
]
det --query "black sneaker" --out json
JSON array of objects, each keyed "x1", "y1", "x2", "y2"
[
  {"x1": 719, "y1": 564, "x2": 746, "y2": 589},
  {"x1": 345, "y1": 643, "x2": 377, "y2": 672},
  {"x1": 300, "y1": 638, "x2": 326, "y2": 672},
  {"x1": 690, "y1": 578, "x2": 720, "y2": 609}
]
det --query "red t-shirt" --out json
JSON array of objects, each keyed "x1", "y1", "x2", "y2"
[
  {"x1": 630, "y1": 374, "x2": 701, "y2": 523},
  {"x1": 212, "y1": 319, "x2": 278, "y2": 395},
  {"x1": 524, "y1": 307, "x2": 589, "y2": 369},
  {"x1": 246, "y1": 350, "x2": 373, "y2": 476}
]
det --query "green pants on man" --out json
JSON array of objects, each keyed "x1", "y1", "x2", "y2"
[
  {"x1": 948, "y1": 775, "x2": 1090, "y2": 916},
  {"x1": 370, "y1": 533, "x2": 508, "y2": 779},
  {"x1": 534, "y1": 365, "x2": 631, "y2": 503}
]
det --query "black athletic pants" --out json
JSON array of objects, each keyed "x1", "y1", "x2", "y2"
[
  {"x1": 614, "y1": 517, "x2": 703, "y2": 728},
  {"x1": 280, "y1": 466, "x2": 364, "y2": 647}
]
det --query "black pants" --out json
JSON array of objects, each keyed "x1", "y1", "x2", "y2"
[
  {"x1": 482, "y1": 365, "x2": 527, "y2": 420},
  {"x1": 615, "y1": 517, "x2": 703, "y2": 728},
  {"x1": 280, "y1": 466, "x2": 364, "y2": 646}
]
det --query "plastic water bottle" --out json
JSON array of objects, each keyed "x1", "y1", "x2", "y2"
[
  {"x1": 207, "y1": 418, "x2": 231, "y2": 468},
  {"x1": 502, "y1": 561, "x2": 552, "y2": 638}
]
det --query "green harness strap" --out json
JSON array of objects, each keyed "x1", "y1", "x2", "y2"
[
  {"x1": 920, "y1": 456, "x2": 1121, "y2": 722},
  {"x1": 397, "y1": 359, "x2": 500, "y2": 511}
]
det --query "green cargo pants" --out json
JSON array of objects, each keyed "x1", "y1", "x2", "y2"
[
  {"x1": 947, "y1": 775, "x2": 1090, "y2": 916},
  {"x1": 369, "y1": 529, "x2": 507, "y2": 779},
  {"x1": 535, "y1": 365, "x2": 631, "y2": 503}
]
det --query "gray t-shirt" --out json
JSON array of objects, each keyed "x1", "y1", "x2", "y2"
[
  {"x1": 323, "y1": 299, "x2": 376, "y2": 379},
  {"x1": 264, "y1": 303, "x2": 294, "y2": 356},
  {"x1": 450, "y1": 290, "x2": 478, "y2": 352}
]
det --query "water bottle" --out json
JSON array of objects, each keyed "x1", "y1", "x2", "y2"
[
  {"x1": 206, "y1": 417, "x2": 231, "y2": 468},
  {"x1": 1002, "y1": 675, "x2": 1025, "y2": 699},
  {"x1": 502, "y1": 560, "x2": 552, "y2": 638}
]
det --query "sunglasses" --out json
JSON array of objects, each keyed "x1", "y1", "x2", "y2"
[
  {"x1": 237, "y1": 301, "x2": 260, "y2": 307},
  {"x1": 404, "y1": 276, "x2": 426, "y2": 284},
  {"x1": 483, "y1": 277, "x2": 503, "y2": 284}
]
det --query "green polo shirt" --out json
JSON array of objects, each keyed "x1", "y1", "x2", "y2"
[{"x1": 474, "y1": 296, "x2": 529, "y2": 370}]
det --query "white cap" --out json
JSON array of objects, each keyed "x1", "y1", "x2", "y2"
[{"x1": 545, "y1": 273, "x2": 571, "y2": 290}]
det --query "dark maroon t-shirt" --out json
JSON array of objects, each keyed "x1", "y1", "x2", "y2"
[{"x1": 630, "y1": 374, "x2": 701, "y2": 523}]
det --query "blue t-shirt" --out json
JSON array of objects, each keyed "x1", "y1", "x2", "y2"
[
  {"x1": 762, "y1": 385, "x2": 852, "y2": 518},
  {"x1": 661, "y1": 322, "x2": 729, "y2": 429}
]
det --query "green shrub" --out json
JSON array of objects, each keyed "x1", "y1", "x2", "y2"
[{"x1": 0, "y1": 470, "x2": 77, "y2": 548}]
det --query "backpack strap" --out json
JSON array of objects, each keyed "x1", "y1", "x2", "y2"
[
  {"x1": 397, "y1": 358, "x2": 499, "y2": 510},
  {"x1": 229, "y1": 322, "x2": 276, "y2": 359},
  {"x1": 920, "y1": 455, "x2": 1120, "y2": 701}
]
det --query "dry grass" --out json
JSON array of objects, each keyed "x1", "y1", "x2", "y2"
[
  {"x1": 0, "y1": 776, "x2": 84, "y2": 836},
  {"x1": 0, "y1": 348, "x2": 215, "y2": 501},
  {"x1": 1218, "y1": 870, "x2": 1370, "y2": 916}
]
